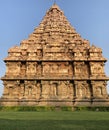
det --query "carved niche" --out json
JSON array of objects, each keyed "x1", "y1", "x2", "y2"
[
  {"x1": 2, "y1": 81, "x2": 19, "y2": 99},
  {"x1": 6, "y1": 62, "x2": 20, "y2": 76},
  {"x1": 42, "y1": 62, "x2": 70, "y2": 77},
  {"x1": 92, "y1": 81, "x2": 107, "y2": 98},
  {"x1": 74, "y1": 62, "x2": 89, "y2": 77},
  {"x1": 40, "y1": 80, "x2": 74, "y2": 99},
  {"x1": 26, "y1": 62, "x2": 36, "y2": 75},
  {"x1": 76, "y1": 81, "x2": 91, "y2": 99},
  {"x1": 18, "y1": 80, "x2": 41, "y2": 99},
  {"x1": 90, "y1": 62, "x2": 105, "y2": 76}
]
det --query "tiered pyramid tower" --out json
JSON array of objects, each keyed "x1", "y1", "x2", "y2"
[{"x1": 1, "y1": 4, "x2": 109, "y2": 106}]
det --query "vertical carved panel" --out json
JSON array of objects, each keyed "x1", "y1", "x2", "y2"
[
  {"x1": 20, "y1": 61, "x2": 26, "y2": 76},
  {"x1": 91, "y1": 81, "x2": 108, "y2": 98},
  {"x1": 74, "y1": 62, "x2": 89, "y2": 77},
  {"x1": 75, "y1": 81, "x2": 91, "y2": 99},
  {"x1": 26, "y1": 62, "x2": 37, "y2": 75},
  {"x1": 68, "y1": 62, "x2": 73, "y2": 77},
  {"x1": 5, "y1": 62, "x2": 20, "y2": 76},
  {"x1": 90, "y1": 62, "x2": 105, "y2": 76}
]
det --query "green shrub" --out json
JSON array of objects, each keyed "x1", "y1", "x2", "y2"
[
  {"x1": 0, "y1": 106, "x2": 56, "y2": 112},
  {"x1": 74, "y1": 106, "x2": 109, "y2": 111},
  {"x1": 0, "y1": 106, "x2": 109, "y2": 112},
  {"x1": 90, "y1": 106, "x2": 109, "y2": 112},
  {"x1": 74, "y1": 106, "x2": 90, "y2": 111},
  {"x1": 60, "y1": 106, "x2": 72, "y2": 111}
]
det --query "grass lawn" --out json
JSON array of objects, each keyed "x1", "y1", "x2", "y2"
[{"x1": 0, "y1": 111, "x2": 109, "y2": 130}]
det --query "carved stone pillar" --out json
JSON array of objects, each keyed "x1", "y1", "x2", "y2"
[
  {"x1": 13, "y1": 80, "x2": 20, "y2": 98},
  {"x1": 37, "y1": 62, "x2": 42, "y2": 76},
  {"x1": 41, "y1": 81, "x2": 50, "y2": 99},
  {"x1": 91, "y1": 81, "x2": 95, "y2": 98},
  {"x1": 20, "y1": 61, "x2": 26, "y2": 76},
  {"x1": 19, "y1": 81, "x2": 25, "y2": 99},
  {"x1": 26, "y1": 62, "x2": 37, "y2": 76},
  {"x1": 68, "y1": 62, "x2": 73, "y2": 77},
  {"x1": 36, "y1": 82, "x2": 42, "y2": 99},
  {"x1": 74, "y1": 81, "x2": 83, "y2": 99},
  {"x1": 102, "y1": 81, "x2": 108, "y2": 97},
  {"x1": 67, "y1": 82, "x2": 74, "y2": 99},
  {"x1": 74, "y1": 81, "x2": 78, "y2": 98},
  {"x1": 31, "y1": 81, "x2": 42, "y2": 99},
  {"x1": 2, "y1": 81, "x2": 9, "y2": 98},
  {"x1": 74, "y1": 81, "x2": 91, "y2": 99},
  {"x1": 49, "y1": 81, "x2": 60, "y2": 98}
]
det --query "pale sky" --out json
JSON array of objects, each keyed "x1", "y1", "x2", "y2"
[{"x1": 0, "y1": 0, "x2": 109, "y2": 96}]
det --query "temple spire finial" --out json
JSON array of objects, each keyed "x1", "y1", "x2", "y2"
[{"x1": 54, "y1": 0, "x2": 56, "y2": 4}]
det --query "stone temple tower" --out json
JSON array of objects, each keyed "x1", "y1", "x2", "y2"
[{"x1": 1, "y1": 4, "x2": 109, "y2": 106}]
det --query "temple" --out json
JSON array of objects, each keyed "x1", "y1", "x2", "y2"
[{"x1": 1, "y1": 4, "x2": 109, "y2": 106}]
